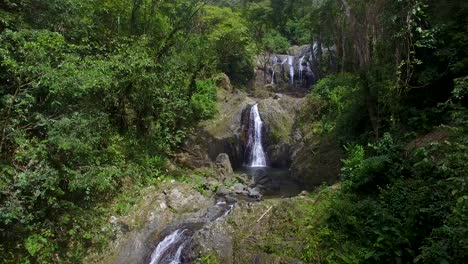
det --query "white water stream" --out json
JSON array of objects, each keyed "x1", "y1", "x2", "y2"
[
  {"x1": 247, "y1": 104, "x2": 267, "y2": 167},
  {"x1": 149, "y1": 229, "x2": 187, "y2": 264}
]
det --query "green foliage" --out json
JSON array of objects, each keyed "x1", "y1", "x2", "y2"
[
  {"x1": 191, "y1": 80, "x2": 218, "y2": 120},
  {"x1": 0, "y1": 1, "x2": 222, "y2": 262},
  {"x1": 301, "y1": 129, "x2": 468, "y2": 263},
  {"x1": 452, "y1": 77, "x2": 468, "y2": 101},
  {"x1": 201, "y1": 5, "x2": 255, "y2": 86},
  {"x1": 24, "y1": 230, "x2": 58, "y2": 263},
  {"x1": 262, "y1": 29, "x2": 290, "y2": 53},
  {"x1": 195, "y1": 252, "x2": 220, "y2": 264},
  {"x1": 302, "y1": 73, "x2": 367, "y2": 139}
]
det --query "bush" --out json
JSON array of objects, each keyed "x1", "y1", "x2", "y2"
[
  {"x1": 305, "y1": 73, "x2": 367, "y2": 139},
  {"x1": 191, "y1": 80, "x2": 218, "y2": 120}
]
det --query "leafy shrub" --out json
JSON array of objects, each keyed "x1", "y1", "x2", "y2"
[
  {"x1": 305, "y1": 73, "x2": 367, "y2": 139},
  {"x1": 191, "y1": 80, "x2": 217, "y2": 120},
  {"x1": 262, "y1": 29, "x2": 290, "y2": 53},
  {"x1": 202, "y1": 5, "x2": 255, "y2": 86}
]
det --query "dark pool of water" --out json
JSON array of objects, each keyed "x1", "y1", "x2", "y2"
[{"x1": 236, "y1": 166, "x2": 303, "y2": 198}]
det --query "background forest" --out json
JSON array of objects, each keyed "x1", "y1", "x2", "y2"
[{"x1": 1, "y1": 0, "x2": 467, "y2": 263}]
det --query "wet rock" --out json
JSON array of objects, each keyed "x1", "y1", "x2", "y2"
[
  {"x1": 266, "y1": 143, "x2": 291, "y2": 168},
  {"x1": 257, "y1": 96, "x2": 305, "y2": 168},
  {"x1": 299, "y1": 190, "x2": 309, "y2": 196},
  {"x1": 225, "y1": 195, "x2": 238, "y2": 204},
  {"x1": 254, "y1": 169, "x2": 271, "y2": 186},
  {"x1": 216, "y1": 153, "x2": 233, "y2": 177},
  {"x1": 232, "y1": 183, "x2": 247, "y2": 195},
  {"x1": 248, "y1": 187, "x2": 262, "y2": 200}
]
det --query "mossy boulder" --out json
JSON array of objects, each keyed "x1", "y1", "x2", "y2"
[
  {"x1": 257, "y1": 95, "x2": 305, "y2": 168},
  {"x1": 290, "y1": 135, "x2": 343, "y2": 187}
]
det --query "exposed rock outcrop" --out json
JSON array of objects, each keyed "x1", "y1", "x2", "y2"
[
  {"x1": 164, "y1": 184, "x2": 210, "y2": 213},
  {"x1": 257, "y1": 96, "x2": 305, "y2": 168},
  {"x1": 291, "y1": 136, "x2": 343, "y2": 187},
  {"x1": 215, "y1": 153, "x2": 233, "y2": 177},
  {"x1": 193, "y1": 221, "x2": 234, "y2": 264},
  {"x1": 181, "y1": 87, "x2": 256, "y2": 169}
]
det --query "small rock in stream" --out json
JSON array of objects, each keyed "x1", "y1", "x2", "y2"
[
  {"x1": 248, "y1": 187, "x2": 262, "y2": 200},
  {"x1": 232, "y1": 183, "x2": 246, "y2": 194}
]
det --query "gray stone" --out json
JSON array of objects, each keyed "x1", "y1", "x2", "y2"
[
  {"x1": 216, "y1": 153, "x2": 233, "y2": 177},
  {"x1": 216, "y1": 186, "x2": 230, "y2": 196},
  {"x1": 232, "y1": 183, "x2": 246, "y2": 194},
  {"x1": 193, "y1": 221, "x2": 234, "y2": 264},
  {"x1": 165, "y1": 185, "x2": 209, "y2": 213},
  {"x1": 225, "y1": 195, "x2": 238, "y2": 204},
  {"x1": 248, "y1": 187, "x2": 262, "y2": 199}
]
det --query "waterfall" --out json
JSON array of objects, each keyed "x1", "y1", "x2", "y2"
[
  {"x1": 149, "y1": 229, "x2": 187, "y2": 264},
  {"x1": 247, "y1": 104, "x2": 267, "y2": 167},
  {"x1": 299, "y1": 56, "x2": 304, "y2": 81},
  {"x1": 169, "y1": 242, "x2": 187, "y2": 264},
  {"x1": 288, "y1": 56, "x2": 295, "y2": 84},
  {"x1": 271, "y1": 71, "x2": 275, "y2": 85}
]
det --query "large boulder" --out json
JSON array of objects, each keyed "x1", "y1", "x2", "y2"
[
  {"x1": 164, "y1": 184, "x2": 210, "y2": 213},
  {"x1": 290, "y1": 136, "x2": 343, "y2": 187},
  {"x1": 256, "y1": 96, "x2": 305, "y2": 168},
  {"x1": 215, "y1": 153, "x2": 233, "y2": 177}
]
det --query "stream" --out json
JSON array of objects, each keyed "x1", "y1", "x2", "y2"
[{"x1": 147, "y1": 103, "x2": 299, "y2": 263}]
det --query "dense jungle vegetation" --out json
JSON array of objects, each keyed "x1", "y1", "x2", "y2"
[{"x1": 1, "y1": 0, "x2": 467, "y2": 263}]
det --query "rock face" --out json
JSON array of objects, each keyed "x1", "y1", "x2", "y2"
[
  {"x1": 215, "y1": 153, "x2": 233, "y2": 177},
  {"x1": 215, "y1": 73, "x2": 232, "y2": 93},
  {"x1": 257, "y1": 96, "x2": 305, "y2": 168},
  {"x1": 181, "y1": 87, "x2": 256, "y2": 169},
  {"x1": 192, "y1": 220, "x2": 234, "y2": 264},
  {"x1": 165, "y1": 184, "x2": 210, "y2": 213},
  {"x1": 291, "y1": 136, "x2": 343, "y2": 187}
]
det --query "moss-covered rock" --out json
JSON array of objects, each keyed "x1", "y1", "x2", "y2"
[
  {"x1": 291, "y1": 135, "x2": 343, "y2": 187},
  {"x1": 257, "y1": 96, "x2": 305, "y2": 168}
]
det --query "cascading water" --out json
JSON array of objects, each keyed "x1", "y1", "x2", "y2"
[
  {"x1": 288, "y1": 56, "x2": 295, "y2": 84},
  {"x1": 298, "y1": 56, "x2": 305, "y2": 81},
  {"x1": 271, "y1": 71, "x2": 275, "y2": 85},
  {"x1": 147, "y1": 200, "x2": 234, "y2": 264},
  {"x1": 149, "y1": 229, "x2": 187, "y2": 264},
  {"x1": 247, "y1": 104, "x2": 267, "y2": 167},
  {"x1": 169, "y1": 242, "x2": 187, "y2": 264}
]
